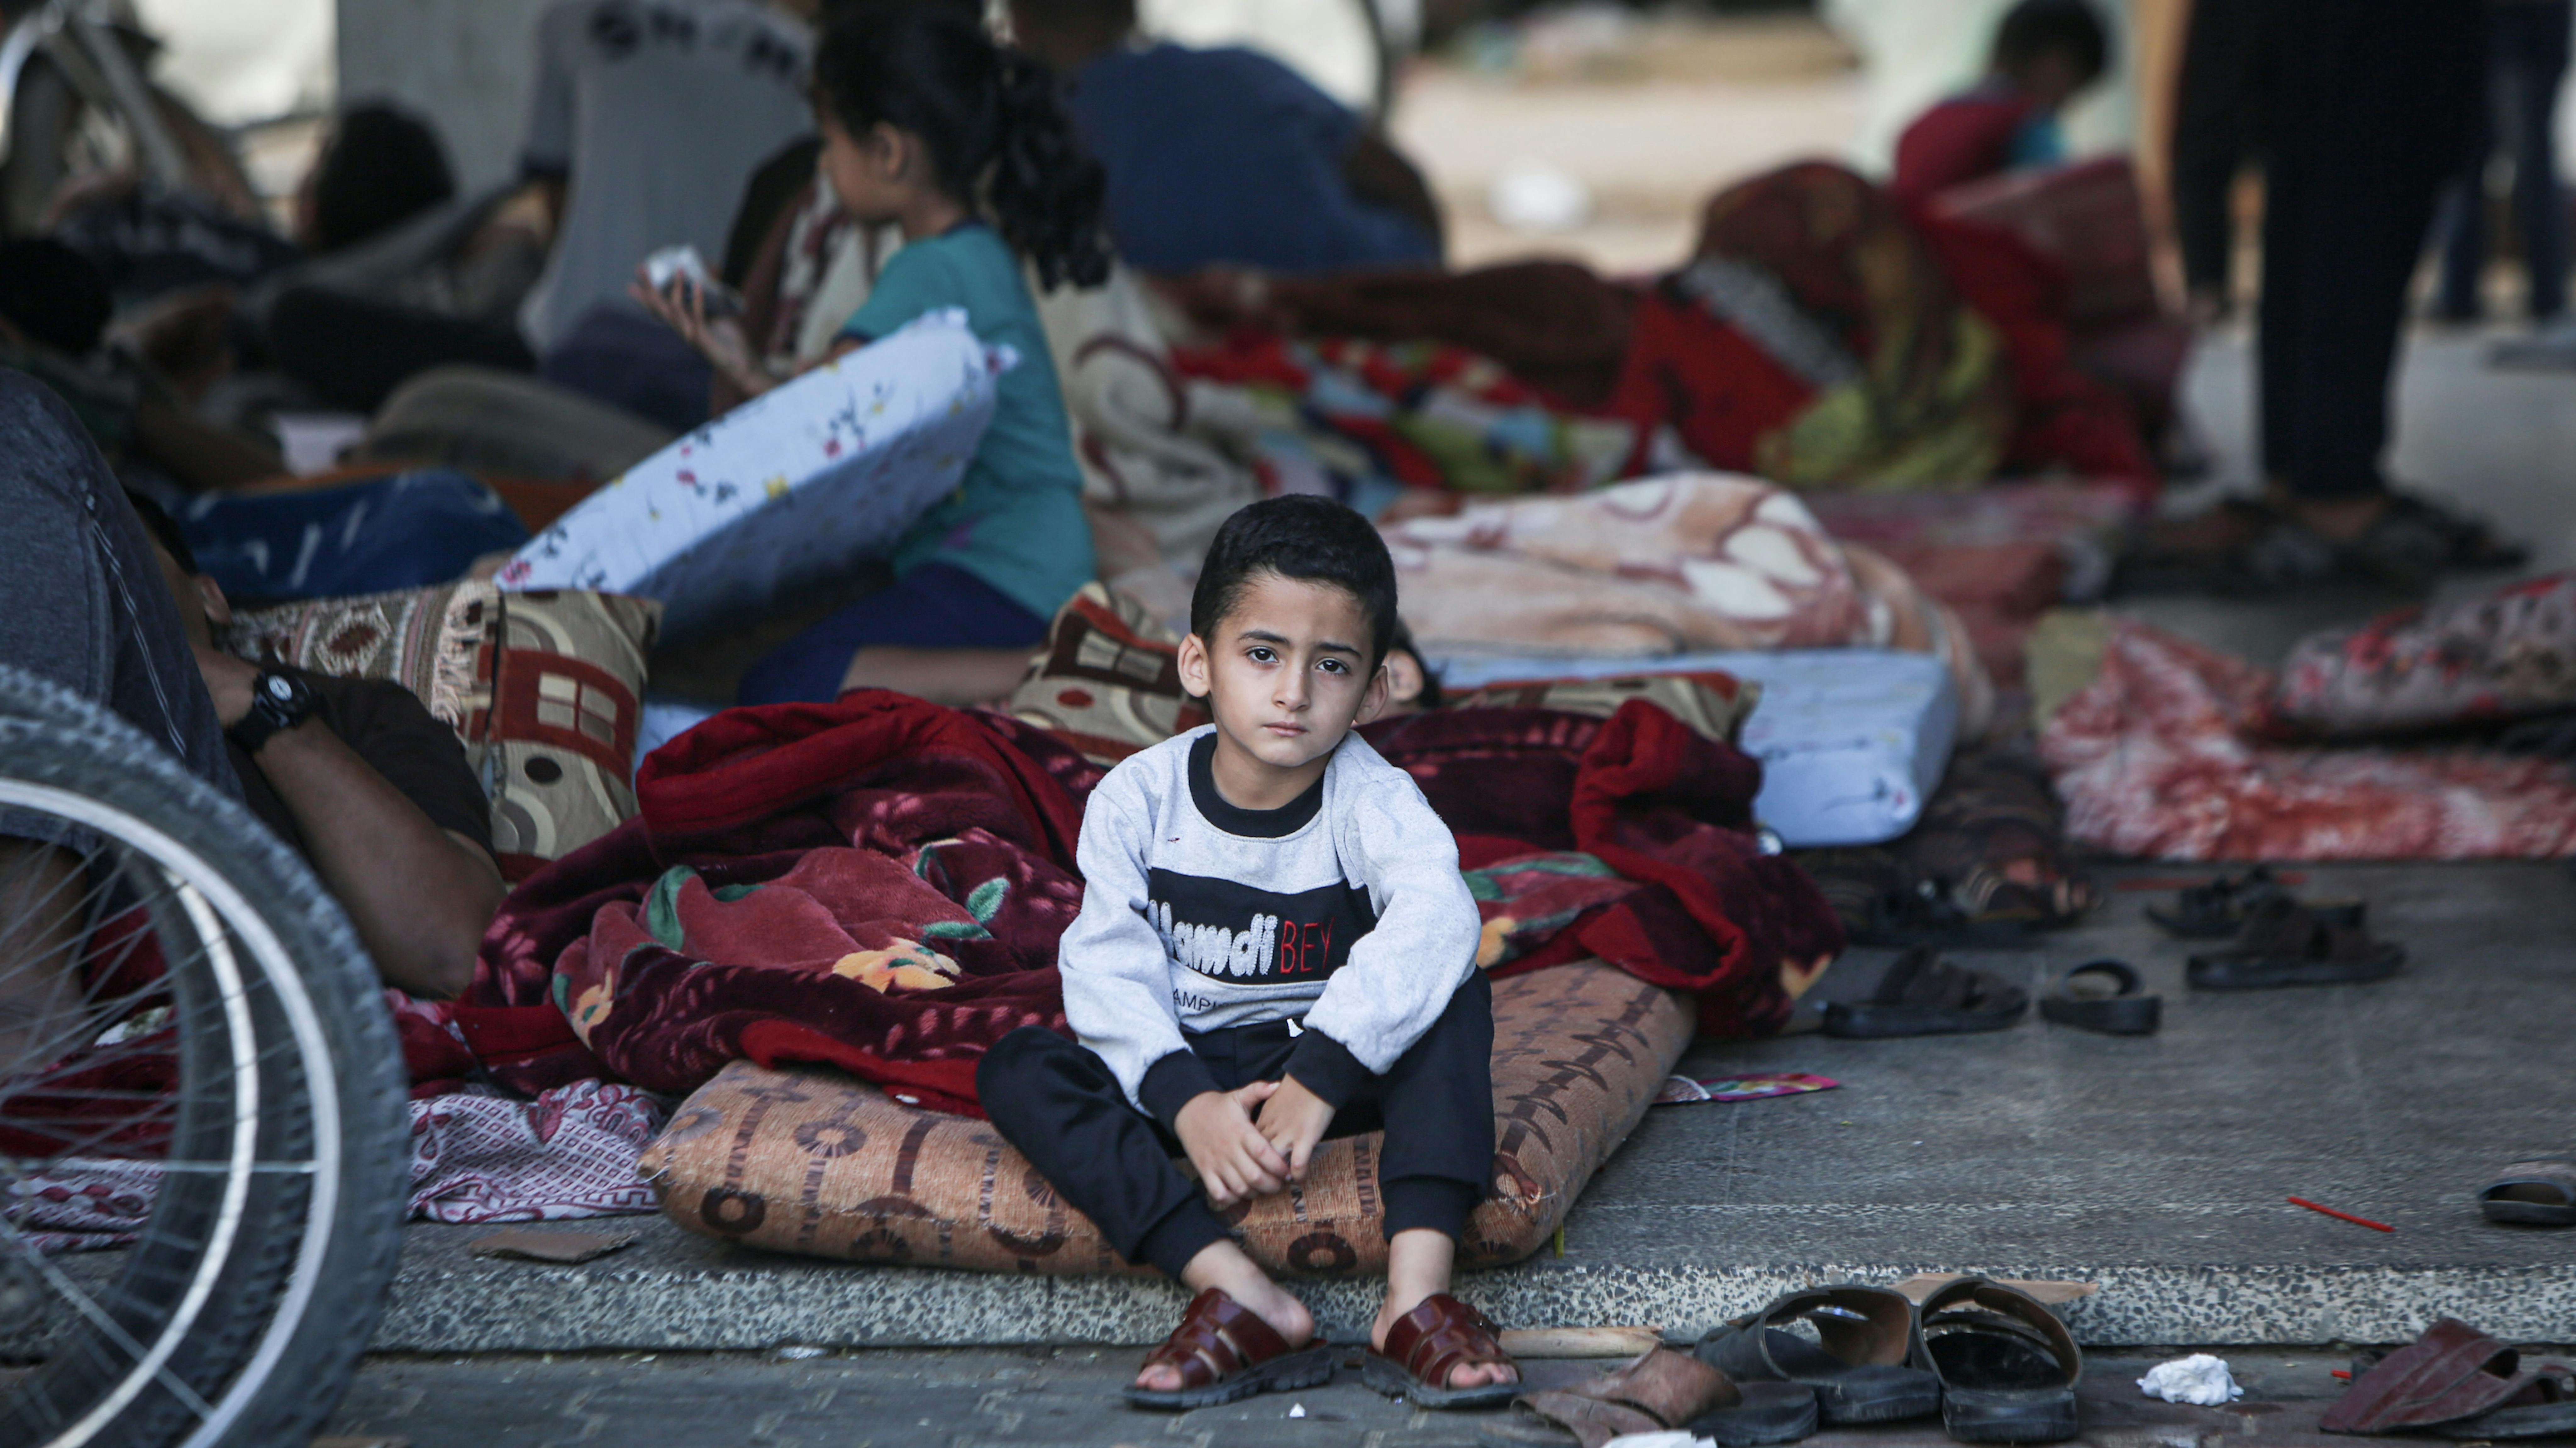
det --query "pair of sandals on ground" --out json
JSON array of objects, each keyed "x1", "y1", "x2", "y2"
[
  {"x1": 1492, "y1": 1278, "x2": 2085, "y2": 1448},
  {"x1": 1127, "y1": 1287, "x2": 1521, "y2": 1412},
  {"x1": 1823, "y1": 865, "x2": 2408, "y2": 1042},
  {"x1": 1127, "y1": 1277, "x2": 2085, "y2": 1446}
]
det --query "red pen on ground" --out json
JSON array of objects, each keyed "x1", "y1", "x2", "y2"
[{"x1": 2289, "y1": 1196, "x2": 2396, "y2": 1232}]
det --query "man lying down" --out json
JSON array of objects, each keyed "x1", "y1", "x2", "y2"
[{"x1": 0, "y1": 370, "x2": 504, "y2": 1078}]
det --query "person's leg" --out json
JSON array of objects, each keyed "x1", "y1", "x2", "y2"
[
  {"x1": 736, "y1": 562, "x2": 1050, "y2": 707},
  {"x1": 0, "y1": 373, "x2": 232, "y2": 785},
  {"x1": 1363, "y1": 970, "x2": 1512, "y2": 1390},
  {"x1": 2433, "y1": 99, "x2": 2492, "y2": 322},
  {"x1": 975, "y1": 1027, "x2": 1313, "y2": 1390},
  {"x1": 2266, "y1": 0, "x2": 2485, "y2": 509},
  {"x1": 2170, "y1": 0, "x2": 2269, "y2": 312},
  {"x1": 0, "y1": 372, "x2": 236, "y2": 1066},
  {"x1": 2507, "y1": 6, "x2": 2571, "y2": 320}
]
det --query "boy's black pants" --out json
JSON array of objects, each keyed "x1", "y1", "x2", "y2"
[{"x1": 978, "y1": 972, "x2": 1494, "y2": 1279}]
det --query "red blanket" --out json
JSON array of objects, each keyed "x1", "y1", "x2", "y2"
[{"x1": 465, "y1": 691, "x2": 1842, "y2": 1112}]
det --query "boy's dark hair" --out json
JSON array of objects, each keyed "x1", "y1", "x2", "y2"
[
  {"x1": 1992, "y1": 0, "x2": 2108, "y2": 87},
  {"x1": 1191, "y1": 495, "x2": 1399, "y2": 669},
  {"x1": 0, "y1": 238, "x2": 111, "y2": 356},
  {"x1": 125, "y1": 492, "x2": 199, "y2": 576},
  {"x1": 306, "y1": 102, "x2": 456, "y2": 254},
  {"x1": 812, "y1": 7, "x2": 1112, "y2": 290}
]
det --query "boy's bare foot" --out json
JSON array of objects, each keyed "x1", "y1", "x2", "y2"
[
  {"x1": 1138, "y1": 1241, "x2": 1313, "y2": 1392},
  {"x1": 1374, "y1": 1228, "x2": 1518, "y2": 1391}
]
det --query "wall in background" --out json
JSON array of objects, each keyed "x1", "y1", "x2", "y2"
[{"x1": 336, "y1": 0, "x2": 556, "y2": 191}]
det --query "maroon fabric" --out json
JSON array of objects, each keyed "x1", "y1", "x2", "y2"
[
  {"x1": 1364, "y1": 702, "x2": 1845, "y2": 1037},
  {"x1": 469, "y1": 691, "x2": 1102, "y2": 1109},
  {"x1": 1893, "y1": 92, "x2": 2040, "y2": 204}
]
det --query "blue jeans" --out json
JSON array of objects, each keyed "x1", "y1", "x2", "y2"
[{"x1": 2434, "y1": 1, "x2": 2572, "y2": 320}]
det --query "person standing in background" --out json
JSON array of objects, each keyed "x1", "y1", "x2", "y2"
[
  {"x1": 2152, "y1": 0, "x2": 2524, "y2": 590},
  {"x1": 2434, "y1": 0, "x2": 2571, "y2": 327}
]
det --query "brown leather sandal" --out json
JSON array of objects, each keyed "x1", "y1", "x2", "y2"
[
  {"x1": 1362, "y1": 1292, "x2": 1521, "y2": 1409},
  {"x1": 1122, "y1": 1287, "x2": 1335, "y2": 1410},
  {"x1": 1483, "y1": 1347, "x2": 1819, "y2": 1448}
]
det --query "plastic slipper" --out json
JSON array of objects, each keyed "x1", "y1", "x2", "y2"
[
  {"x1": 2480, "y1": 1159, "x2": 2576, "y2": 1227},
  {"x1": 2146, "y1": 866, "x2": 2362, "y2": 940},
  {"x1": 1480, "y1": 1348, "x2": 1817, "y2": 1448},
  {"x1": 2186, "y1": 896, "x2": 2404, "y2": 990},
  {"x1": 1695, "y1": 1285, "x2": 1940, "y2": 1425},
  {"x1": 2037, "y1": 960, "x2": 2160, "y2": 1036},
  {"x1": 1915, "y1": 1278, "x2": 2081, "y2": 1444},
  {"x1": 1362, "y1": 1293, "x2": 1520, "y2": 1410},
  {"x1": 2320, "y1": 1317, "x2": 2535, "y2": 1433},
  {"x1": 1824, "y1": 948, "x2": 2029, "y2": 1039},
  {"x1": 2434, "y1": 1360, "x2": 2576, "y2": 1439},
  {"x1": 1122, "y1": 1287, "x2": 1335, "y2": 1410}
]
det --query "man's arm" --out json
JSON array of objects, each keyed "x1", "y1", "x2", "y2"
[{"x1": 199, "y1": 650, "x2": 503, "y2": 999}]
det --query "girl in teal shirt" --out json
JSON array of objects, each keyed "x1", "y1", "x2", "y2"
[{"x1": 641, "y1": 8, "x2": 1107, "y2": 705}]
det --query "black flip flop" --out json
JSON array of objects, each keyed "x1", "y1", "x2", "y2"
[
  {"x1": 1915, "y1": 1279, "x2": 2081, "y2": 1445},
  {"x1": 2146, "y1": 867, "x2": 2362, "y2": 940},
  {"x1": 2480, "y1": 1159, "x2": 2576, "y2": 1227},
  {"x1": 2037, "y1": 960, "x2": 2160, "y2": 1036},
  {"x1": 1824, "y1": 948, "x2": 2028, "y2": 1039},
  {"x1": 2186, "y1": 896, "x2": 2404, "y2": 990},
  {"x1": 1696, "y1": 1285, "x2": 1941, "y2": 1425}
]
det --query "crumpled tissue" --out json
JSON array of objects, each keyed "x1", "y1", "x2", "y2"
[
  {"x1": 1602, "y1": 1433, "x2": 1713, "y2": 1448},
  {"x1": 2137, "y1": 1353, "x2": 2244, "y2": 1406}
]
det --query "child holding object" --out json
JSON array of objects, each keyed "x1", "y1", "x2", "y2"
[
  {"x1": 637, "y1": 8, "x2": 1105, "y2": 707},
  {"x1": 977, "y1": 497, "x2": 1519, "y2": 1411}
]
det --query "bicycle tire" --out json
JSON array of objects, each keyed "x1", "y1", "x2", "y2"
[{"x1": 0, "y1": 664, "x2": 409, "y2": 1448}]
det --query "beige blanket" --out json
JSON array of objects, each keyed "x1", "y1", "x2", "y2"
[{"x1": 1385, "y1": 472, "x2": 1995, "y2": 733}]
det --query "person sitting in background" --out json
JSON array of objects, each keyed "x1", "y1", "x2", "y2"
[
  {"x1": 295, "y1": 102, "x2": 458, "y2": 256},
  {"x1": 0, "y1": 239, "x2": 286, "y2": 489},
  {"x1": 1890, "y1": 0, "x2": 2109, "y2": 205},
  {"x1": 639, "y1": 6, "x2": 1106, "y2": 707},
  {"x1": 516, "y1": 0, "x2": 818, "y2": 430},
  {"x1": 1007, "y1": 0, "x2": 1444, "y2": 275}
]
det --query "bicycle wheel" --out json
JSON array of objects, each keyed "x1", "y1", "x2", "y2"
[{"x1": 0, "y1": 664, "x2": 408, "y2": 1448}]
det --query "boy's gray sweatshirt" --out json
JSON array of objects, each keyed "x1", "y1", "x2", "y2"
[{"x1": 1056, "y1": 724, "x2": 1480, "y2": 1123}]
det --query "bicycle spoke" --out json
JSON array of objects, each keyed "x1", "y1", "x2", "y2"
[{"x1": 0, "y1": 1211, "x2": 219, "y2": 1423}]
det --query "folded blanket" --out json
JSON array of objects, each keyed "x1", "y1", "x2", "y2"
[
  {"x1": 2042, "y1": 619, "x2": 2576, "y2": 860},
  {"x1": 1383, "y1": 473, "x2": 1995, "y2": 732}
]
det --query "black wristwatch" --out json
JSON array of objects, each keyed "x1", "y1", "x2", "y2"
[{"x1": 229, "y1": 669, "x2": 320, "y2": 753}]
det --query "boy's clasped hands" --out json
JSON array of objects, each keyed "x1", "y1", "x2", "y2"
[{"x1": 1172, "y1": 1074, "x2": 1337, "y2": 1206}]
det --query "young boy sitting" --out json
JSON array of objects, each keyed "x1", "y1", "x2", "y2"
[
  {"x1": 1890, "y1": 0, "x2": 2109, "y2": 205},
  {"x1": 978, "y1": 495, "x2": 1518, "y2": 1410}
]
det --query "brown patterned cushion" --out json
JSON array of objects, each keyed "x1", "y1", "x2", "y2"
[
  {"x1": 225, "y1": 583, "x2": 660, "y2": 879},
  {"x1": 1006, "y1": 582, "x2": 1205, "y2": 765},
  {"x1": 636, "y1": 959, "x2": 1691, "y2": 1275}
]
